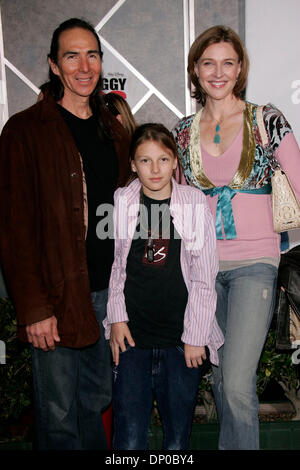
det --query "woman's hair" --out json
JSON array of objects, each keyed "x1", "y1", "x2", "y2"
[
  {"x1": 46, "y1": 18, "x2": 113, "y2": 141},
  {"x1": 188, "y1": 25, "x2": 249, "y2": 106},
  {"x1": 103, "y1": 93, "x2": 138, "y2": 138}
]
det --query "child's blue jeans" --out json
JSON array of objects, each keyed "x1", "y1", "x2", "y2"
[{"x1": 112, "y1": 343, "x2": 210, "y2": 450}]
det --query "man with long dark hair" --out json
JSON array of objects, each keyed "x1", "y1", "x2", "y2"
[{"x1": 0, "y1": 18, "x2": 130, "y2": 449}]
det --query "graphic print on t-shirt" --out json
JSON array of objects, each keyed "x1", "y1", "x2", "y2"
[{"x1": 143, "y1": 237, "x2": 170, "y2": 266}]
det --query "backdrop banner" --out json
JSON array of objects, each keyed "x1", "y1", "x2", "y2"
[
  {"x1": 101, "y1": 42, "x2": 148, "y2": 110},
  {"x1": 246, "y1": 0, "x2": 300, "y2": 248}
]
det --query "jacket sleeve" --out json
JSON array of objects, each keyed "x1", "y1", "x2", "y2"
[
  {"x1": 181, "y1": 199, "x2": 222, "y2": 351},
  {"x1": 103, "y1": 188, "x2": 129, "y2": 339},
  {"x1": 0, "y1": 123, "x2": 54, "y2": 326}
]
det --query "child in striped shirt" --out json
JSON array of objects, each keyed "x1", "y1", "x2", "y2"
[{"x1": 103, "y1": 123, "x2": 223, "y2": 450}]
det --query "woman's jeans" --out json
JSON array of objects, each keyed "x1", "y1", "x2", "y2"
[
  {"x1": 31, "y1": 289, "x2": 112, "y2": 450},
  {"x1": 211, "y1": 263, "x2": 278, "y2": 450},
  {"x1": 112, "y1": 344, "x2": 210, "y2": 450}
]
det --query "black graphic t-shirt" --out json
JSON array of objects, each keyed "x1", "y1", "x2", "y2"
[{"x1": 124, "y1": 193, "x2": 188, "y2": 348}]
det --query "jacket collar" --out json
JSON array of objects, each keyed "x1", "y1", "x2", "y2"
[
  {"x1": 38, "y1": 91, "x2": 65, "y2": 122},
  {"x1": 122, "y1": 178, "x2": 197, "y2": 246}
]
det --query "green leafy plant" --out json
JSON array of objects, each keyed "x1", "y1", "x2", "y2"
[
  {"x1": 257, "y1": 326, "x2": 300, "y2": 420},
  {"x1": 0, "y1": 298, "x2": 32, "y2": 426},
  {"x1": 198, "y1": 371, "x2": 218, "y2": 422},
  {"x1": 196, "y1": 325, "x2": 300, "y2": 423}
]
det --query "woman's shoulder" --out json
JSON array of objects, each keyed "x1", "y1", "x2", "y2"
[
  {"x1": 262, "y1": 103, "x2": 292, "y2": 141},
  {"x1": 246, "y1": 100, "x2": 287, "y2": 118},
  {"x1": 249, "y1": 101, "x2": 290, "y2": 125},
  {"x1": 261, "y1": 102, "x2": 289, "y2": 121},
  {"x1": 247, "y1": 100, "x2": 292, "y2": 146}
]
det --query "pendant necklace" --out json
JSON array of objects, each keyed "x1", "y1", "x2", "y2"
[
  {"x1": 213, "y1": 123, "x2": 221, "y2": 144},
  {"x1": 140, "y1": 192, "x2": 171, "y2": 263},
  {"x1": 146, "y1": 236, "x2": 155, "y2": 263},
  {"x1": 211, "y1": 100, "x2": 241, "y2": 145}
]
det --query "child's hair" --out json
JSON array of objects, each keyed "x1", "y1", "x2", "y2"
[
  {"x1": 130, "y1": 123, "x2": 178, "y2": 162},
  {"x1": 103, "y1": 92, "x2": 138, "y2": 138},
  {"x1": 127, "y1": 123, "x2": 180, "y2": 184}
]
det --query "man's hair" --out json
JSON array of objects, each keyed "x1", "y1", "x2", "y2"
[
  {"x1": 46, "y1": 18, "x2": 113, "y2": 141},
  {"x1": 47, "y1": 17, "x2": 103, "y2": 101}
]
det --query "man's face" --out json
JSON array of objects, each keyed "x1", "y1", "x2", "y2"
[{"x1": 49, "y1": 27, "x2": 102, "y2": 101}]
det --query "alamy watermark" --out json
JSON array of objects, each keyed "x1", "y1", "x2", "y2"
[
  {"x1": 291, "y1": 80, "x2": 300, "y2": 104},
  {"x1": 291, "y1": 346, "x2": 300, "y2": 365},
  {"x1": 0, "y1": 340, "x2": 6, "y2": 364},
  {"x1": 95, "y1": 200, "x2": 205, "y2": 250}
]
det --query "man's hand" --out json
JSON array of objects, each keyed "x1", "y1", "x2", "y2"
[
  {"x1": 26, "y1": 315, "x2": 60, "y2": 351},
  {"x1": 110, "y1": 322, "x2": 135, "y2": 366},
  {"x1": 184, "y1": 344, "x2": 207, "y2": 368}
]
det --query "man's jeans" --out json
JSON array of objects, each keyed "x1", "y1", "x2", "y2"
[
  {"x1": 211, "y1": 263, "x2": 278, "y2": 450},
  {"x1": 31, "y1": 289, "x2": 112, "y2": 450},
  {"x1": 112, "y1": 344, "x2": 210, "y2": 450}
]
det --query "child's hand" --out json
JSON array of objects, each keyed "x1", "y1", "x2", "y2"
[
  {"x1": 110, "y1": 322, "x2": 135, "y2": 366},
  {"x1": 184, "y1": 344, "x2": 206, "y2": 368}
]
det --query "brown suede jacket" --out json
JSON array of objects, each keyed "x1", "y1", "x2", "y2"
[{"x1": 0, "y1": 93, "x2": 130, "y2": 347}]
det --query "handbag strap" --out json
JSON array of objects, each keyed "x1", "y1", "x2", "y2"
[{"x1": 256, "y1": 105, "x2": 280, "y2": 170}]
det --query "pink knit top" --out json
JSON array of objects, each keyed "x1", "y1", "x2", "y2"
[{"x1": 201, "y1": 130, "x2": 300, "y2": 260}]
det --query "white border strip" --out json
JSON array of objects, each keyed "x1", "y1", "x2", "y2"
[
  {"x1": 188, "y1": 0, "x2": 196, "y2": 114},
  {"x1": 183, "y1": 0, "x2": 190, "y2": 116},
  {"x1": 4, "y1": 58, "x2": 40, "y2": 95},
  {"x1": 183, "y1": 0, "x2": 196, "y2": 115},
  {"x1": 131, "y1": 89, "x2": 153, "y2": 114},
  {"x1": 0, "y1": 7, "x2": 8, "y2": 130},
  {"x1": 189, "y1": 0, "x2": 195, "y2": 52},
  {"x1": 100, "y1": 36, "x2": 183, "y2": 118},
  {"x1": 95, "y1": 0, "x2": 127, "y2": 32}
]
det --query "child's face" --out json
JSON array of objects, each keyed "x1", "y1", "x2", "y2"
[{"x1": 131, "y1": 140, "x2": 177, "y2": 200}]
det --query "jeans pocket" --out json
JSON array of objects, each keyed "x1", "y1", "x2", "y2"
[
  {"x1": 120, "y1": 339, "x2": 134, "y2": 355},
  {"x1": 112, "y1": 341, "x2": 135, "y2": 383}
]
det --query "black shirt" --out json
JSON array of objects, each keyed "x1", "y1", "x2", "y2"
[
  {"x1": 124, "y1": 193, "x2": 188, "y2": 348},
  {"x1": 58, "y1": 105, "x2": 118, "y2": 292}
]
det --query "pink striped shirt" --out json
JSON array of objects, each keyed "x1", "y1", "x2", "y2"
[{"x1": 103, "y1": 178, "x2": 224, "y2": 365}]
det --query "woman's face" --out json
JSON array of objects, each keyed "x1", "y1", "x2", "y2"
[{"x1": 194, "y1": 41, "x2": 241, "y2": 102}]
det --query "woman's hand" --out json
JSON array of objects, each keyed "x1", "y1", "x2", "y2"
[
  {"x1": 184, "y1": 344, "x2": 207, "y2": 368},
  {"x1": 110, "y1": 322, "x2": 135, "y2": 366}
]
